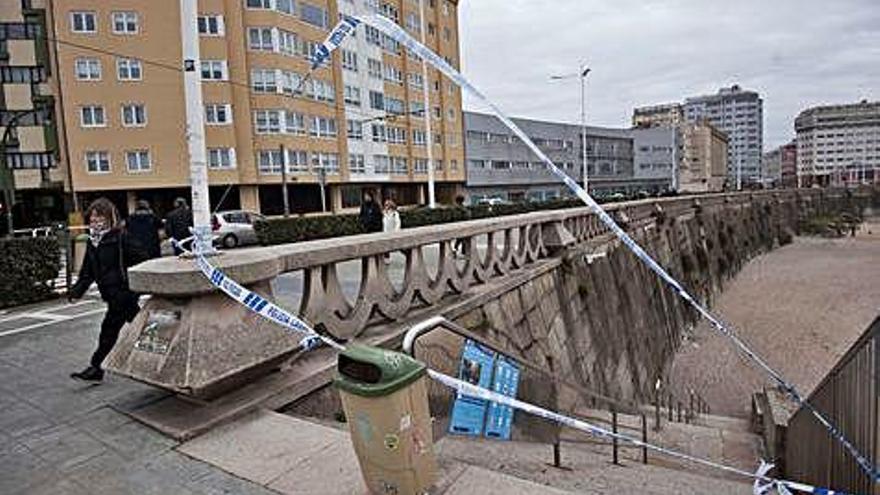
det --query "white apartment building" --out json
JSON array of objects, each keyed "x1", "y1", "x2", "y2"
[
  {"x1": 795, "y1": 100, "x2": 880, "y2": 187},
  {"x1": 684, "y1": 85, "x2": 763, "y2": 188}
]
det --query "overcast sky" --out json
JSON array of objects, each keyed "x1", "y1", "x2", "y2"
[{"x1": 458, "y1": 0, "x2": 880, "y2": 151}]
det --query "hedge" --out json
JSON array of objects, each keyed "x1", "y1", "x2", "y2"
[
  {"x1": 0, "y1": 237, "x2": 62, "y2": 309},
  {"x1": 255, "y1": 197, "x2": 605, "y2": 246}
]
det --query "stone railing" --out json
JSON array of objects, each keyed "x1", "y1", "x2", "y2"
[{"x1": 104, "y1": 187, "x2": 873, "y2": 397}]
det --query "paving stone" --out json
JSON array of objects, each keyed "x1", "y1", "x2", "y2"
[
  {"x1": 0, "y1": 400, "x2": 57, "y2": 439},
  {"x1": 267, "y1": 436, "x2": 364, "y2": 494},
  {"x1": 0, "y1": 442, "x2": 52, "y2": 494},
  {"x1": 21, "y1": 423, "x2": 108, "y2": 472}
]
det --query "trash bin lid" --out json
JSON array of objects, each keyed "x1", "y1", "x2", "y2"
[{"x1": 334, "y1": 345, "x2": 426, "y2": 397}]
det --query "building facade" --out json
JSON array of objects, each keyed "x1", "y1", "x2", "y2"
[
  {"x1": 679, "y1": 121, "x2": 727, "y2": 193},
  {"x1": 684, "y1": 85, "x2": 763, "y2": 188},
  {"x1": 464, "y1": 112, "x2": 672, "y2": 202},
  {"x1": 39, "y1": 0, "x2": 464, "y2": 221},
  {"x1": 1, "y1": 0, "x2": 69, "y2": 235},
  {"x1": 778, "y1": 140, "x2": 797, "y2": 189},
  {"x1": 795, "y1": 100, "x2": 879, "y2": 187},
  {"x1": 632, "y1": 103, "x2": 683, "y2": 129}
]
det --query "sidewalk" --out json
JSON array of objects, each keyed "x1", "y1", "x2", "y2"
[{"x1": 0, "y1": 297, "x2": 278, "y2": 494}]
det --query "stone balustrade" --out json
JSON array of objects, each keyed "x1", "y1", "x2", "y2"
[{"x1": 105, "y1": 188, "x2": 873, "y2": 398}]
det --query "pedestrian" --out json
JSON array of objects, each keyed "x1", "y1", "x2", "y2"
[
  {"x1": 165, "y1": 197, "x2": 193, "y2": 255},
  {"x1": 382, "y1": 199, "x2": 401, "y2": 263},
  {"x1": 453, "y1": 195, "x2": 471, "y2": 258},
  {"x1": 358, "y1": 190, "x2": 383, "y2": 233},
  {"x1": 68, "y1": 198, "x2": 148, "y2": 382},
  {"x1": 125, "y1": 199, "x2": 162, "y2": 259}
]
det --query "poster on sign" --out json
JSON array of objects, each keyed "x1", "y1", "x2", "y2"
[{"x1": 484, "y1": 355, "x2": 520, "y2": 440}]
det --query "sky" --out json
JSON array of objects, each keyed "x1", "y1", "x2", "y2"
[{"x1": 458, "y1": 0, "x2": 880, "y2": 151}]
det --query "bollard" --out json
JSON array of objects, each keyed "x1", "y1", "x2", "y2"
[
  {"x1": 688, "y1": 391, "x2": 694, "y2": 424},
  {"x1": 668, "y1": 394, "x2": 674, "y2": 421},
  {"x1": 641, "y1": 414, "x2": 648, "y2": 464},
  {"x1": 654, "y1": 393, "x2": 661, "y2": 431},
  {"x1": 677, "y1": 402, "x2": 683, "y2": 422},
  {"x1": 335, "y1": 345, "x2": 437, "y2": 495},
  {"x1": 612, "y1": 408, "x2": 619, "y2": 465},
  {"x1": 553, "y1": 441, "x2": 562, "y2": 468}
]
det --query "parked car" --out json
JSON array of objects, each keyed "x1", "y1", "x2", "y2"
[
  {"x1": 211, "y1": 210, "x2": 265, "y2": 248},
  {"x1": 476, "y1": 196, "x2": 508, "y2": 206}
]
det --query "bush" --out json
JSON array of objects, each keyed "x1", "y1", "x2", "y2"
[
  {"x1": 0, "y1": 237, "x2": 62, "y2": 309},
  {"x1": 254, "y1": 197, "x2": 603, "y2": 246}
]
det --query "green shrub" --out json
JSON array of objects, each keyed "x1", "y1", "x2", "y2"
[
  {"x1": 0, "y1": 237, "x2": 62, "y2": 309},
  {"x1": 255, "y1": 197, "x2": 600, "y2": 246}
]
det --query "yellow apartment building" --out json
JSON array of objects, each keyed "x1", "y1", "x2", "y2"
[{"x1": 4, "y1": 0, "x2": 464, "y2": 224}]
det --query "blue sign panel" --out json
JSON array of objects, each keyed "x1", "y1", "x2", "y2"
[
  {"x1": 448, "y1": 340, "x2": 495, "y2": 437},
  {"x1": 484, "y1": 356, "x2": 520, "y2": 440}
]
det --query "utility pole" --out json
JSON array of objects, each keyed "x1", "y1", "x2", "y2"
[
  {"x1": 419, "y1": 0, "x2": 436, "y2": 208},
  {"x1": 280, "y1": 143, "x2": 290, "y2": 217},
  {"x1": 180, "y1": 0, "x2": 213, "y2": 255},
  {"x1": 318, "y1": 166, "x2": 327, "y2": 213}
]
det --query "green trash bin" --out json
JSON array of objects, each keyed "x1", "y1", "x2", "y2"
[{"x1": 335, "y1": 345, "x2": 437, "y2": 495}]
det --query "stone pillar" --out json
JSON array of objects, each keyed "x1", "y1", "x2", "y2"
[
  {"x1": 330, "y1": 184, "x2": 343, "y2": 213},
  {"x1": 103, "y1": 249, "x2": 301, "y2": 399},
  {"x1": 239, "y1": 185, "x2": 260, "y2": 213}
]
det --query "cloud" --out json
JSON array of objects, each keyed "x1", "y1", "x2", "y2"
[{"x1": 459, "y1": 0, "x2": 880, "y2": 150}]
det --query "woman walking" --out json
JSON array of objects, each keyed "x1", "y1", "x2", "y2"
[
  {"x1": 382, "y1": 199, "x2": 401, "y2": 263},
  {"x1": 68, "y1": 198, "x2": 148, "y2": 382}
]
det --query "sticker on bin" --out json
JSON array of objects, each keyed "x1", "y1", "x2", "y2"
[
  {"x1": 448, "y1": 340, "x2": 496, "y2": 437},
  {"x1": 484, "y1": 355, "x2": 520, "y2": 440}
]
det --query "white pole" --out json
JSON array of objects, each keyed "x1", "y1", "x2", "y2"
[
  {"x1": 580, "y1": 73, "x2": 588, "y2": 191},
  {"x1": 180, "y1": 0, "x2": 212, "y2": 254},
  {"x1": 419, "y1": 0, "x2": 436, "y2": 208}
]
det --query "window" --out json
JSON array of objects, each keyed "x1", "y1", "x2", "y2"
[
  {"x1": 405, "y1": 13, "x2": 420, "y2": 33},
  {"x1": 310, "y1": 116, "x2": 337, "y2": 138},
  {"x1": 276, "y1": 0, "x2": 295, "y2": 15},
  {"x1": 254, "y1": 110, "x2": 282, "y2": 134},
  {"x1": 312, "y1": 152, "x2": 339, "y2": 173},
  {"x1": 371, "y1": 123, "x2": 386, "y2": 143},
  {"x1": 408, "y1": 72, "x2": 424, "y2": 89},
  {"x1": 85, "y1": 151, "x2": 110, "y2": 173},
  {"x1": 414, "y1": 158, "x2": 428, "y2": 173},
  {"x1": 70, "y1": 11, "x2": 96, "y2": 33},
  {"x1": 251, "y1": 68, "x2": 278, "y2": 93},
  {"x1": 284, "y1": 111, "x2": 306, "y2": 134},
  {"x1": 412, "y1": 129, "x2": 426, "y2": 145},
  {"x1": 280, "y1": 70, "x2": 304, "y2": 95},
  {"x1": 385, "y1": 97, "x2": 404, "y2": 115},
  {"x1": 248, "y1": 27, "x2": 274, "y2": 51},
  {"x1": 382, "y1": 34, "x2": 401, "y2": 55},
  {"x1": 205, "y1": 104, "x2": 232, "y2": 125},
  {"x1": 384, "y1": 65, "x2": 403, "y2": 85},
  {"x1": 208, "y1": 148, "x2": 236, "y2": 169},
  {"x1": 349, "y1": 154, "x2": 366, "y2": 174},
  {"x1": 374, "y1": 155, "x2": 390, "y2": 173},
  {"x1": 310, "y1": 79, "x2": 335, "y2": 103},
  {"x1": 391, "y1": 156, "x2": 407, "y2": 174},
  {"x1": 300, "y1": 3, "x2": 328, "y2": 28},
  {"x1": 387, "y1": 126, "x2": 407, "y2": 144},
  {"x1": 121, "y1": 104, "x2": 147, "y2": 127},
  {"x1": 80, "y1": 105, "x2": 105, "y2": 127},
  {"x1": 285, "y1": 150, "x2": 309, "y2": 173},
  {"x1": 75, "y1": 58, "x2": 101, "y2": 80},
  {"x1": 257, "y1": 149, "x2": 283, "y2": 174},
  {"x1": 112, "y1": 12, "x2": 138, "y2": 34},
  {"x1": 347, "y1": 119, "x2": 363, "y2": 140},
  {"x1": 447, "y1": 108, "x2": 456, "y2": 121},
  {"x1": 409, "y1": 101, "x2": 425, "y2": 116},
  {"x1": 367, "y1": 58, "x2": 382, "y2": 79},
  {"x1": 246, "y1": 0, "x2": 272, "y2": 8},
  {"x1": 344, "y1": 85, "x2": 361, "y2": 106},
  {"x1": 365, "y1": 25, "x2": 381, "y2": 46},
  {"x1": 200, "y1": 60, "x2": 227, "y2": 80},
  {"x1": 342, "y1": 50, "x2": 358, "y2": 71},
  {"x1": 125, "y1": 150, "x2": 151, "y2": 172},
  {"x1": 278, "y1": 30, "x2": 296, "y2": 55},
  {"x1": 369, "y1": 91, "x2": 384, "y2": 111},
  {"x1": 198, "y1": 15, "x2": 225, "y2": 36},
  {"x1": 116, "y1": 58, "x2": 142, "y2": 80}
]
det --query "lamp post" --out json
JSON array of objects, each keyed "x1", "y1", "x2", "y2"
[{"x1": 551, "y1": 65, "x2": 591, "y2": 192}]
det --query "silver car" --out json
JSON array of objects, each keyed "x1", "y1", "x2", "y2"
[{"x1": 212, "y1": 210, "x2": 265, "y2": 248}]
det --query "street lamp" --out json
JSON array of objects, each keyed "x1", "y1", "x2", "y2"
[{"x1": 551, "y1": 65, "x2": 591, "y2": 192}]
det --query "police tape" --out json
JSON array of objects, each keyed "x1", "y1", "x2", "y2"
[
  {"x1": 427, "y1": 369, "x2": 850, "y2": 495},
  {"x1": 345, "y1": 13, "x2": 879, "y2": 482}
]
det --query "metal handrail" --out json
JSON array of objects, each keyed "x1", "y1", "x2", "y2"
[{"x1": 403, "y1": 316, "x2": 641, "y2": 416}]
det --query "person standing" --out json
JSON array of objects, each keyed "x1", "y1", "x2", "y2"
[
  {"x1": 165, "y1": 197, "x2": 193, "y2": 255},
  {"x1": 358, "y1": 190, "x2": 383, "y2": 233},
  {"x1": 126, "y1": 200, "x2": 162, "y2": 259},
  {"x1": 382, "y1": 199, "x2": 401, "y2": 263},
  {"x1": 68, "y1": 198, "x2": 148, "y2": 382}
]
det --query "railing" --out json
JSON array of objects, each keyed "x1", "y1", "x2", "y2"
[
  {"x1": 402, "y1": 315, "x2": 708, "y2": 467},
  {"x1": 785, "y1": 316, "x2": 879, "y2": 495}
]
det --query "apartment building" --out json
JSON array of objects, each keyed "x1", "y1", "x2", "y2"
[
  {"x1": 679, "y1": 120, "x2": 727, "y2": 193},
  {"x1": 464, "y1": 111, "x2": 675, "y2": 202},
  {"x1": 0, "y1": 0, "x2": 68, "y2": 235},
  {"x1": 684, "y1": 85, "x2": 763, "y2": 188},
  {"x1": 46, "y1": 0, "x2": 464, "y2": 219},
  {"x1": 795, "y1": 100, "x2": 879, "y2": 187},
  {"x1": 632, "y1": 103, "x2": 683, "y2": 129}
]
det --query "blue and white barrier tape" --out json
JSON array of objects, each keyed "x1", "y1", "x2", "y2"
[{"x1": 330, "y1": 13, "x2": 877, "y2": 482}]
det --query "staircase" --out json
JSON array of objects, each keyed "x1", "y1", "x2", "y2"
[{"x1": 177, "y1": 407, "x2": 759, "y2": 494}]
